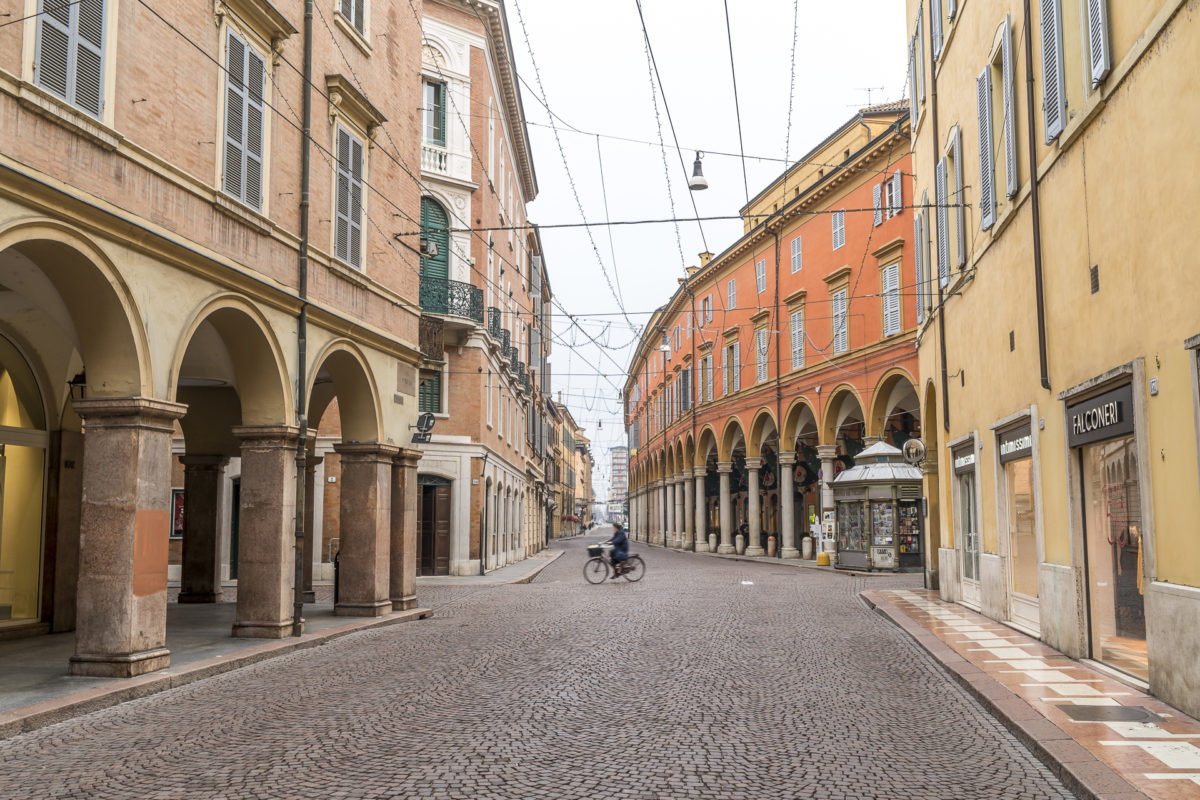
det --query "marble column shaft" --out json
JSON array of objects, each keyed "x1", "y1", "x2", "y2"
[
  {"x1": 178, "y1": 455, "x2": 230, "y2": 603},
  {"x1": 817, "y1": 444, "x2": 838, "y2": 517},
  {"x1": 390, "y1": 448, "x2": 421, "y2": 610},
  {"x1": 745, "y1": 458, "x2": 765, "y2": 556},
  {"x1": 778, "y1": 452, "x2": 799, "y2": 559},
  {"x1": 302, "y1": 455, "x2": 322, "y2": 603},
  {"x1": 682, "y1": 471, "x2": 693, "y2": 550},
  {"x1": 70, "y1": 398, "x2": 186, "y2": 677},
  {"x1": 717, "y1": 462, "x2": 734, "y2": 554},
  {"x1": 693, "y1": 467, "x2": 707, "y2": 552},
  {"x1": 335, "y1": 442, "x2": 399, "y2": 616}
]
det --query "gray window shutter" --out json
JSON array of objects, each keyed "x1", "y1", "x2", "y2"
[
  {"x1": 354, "y1": 0, "x2": 365, "y2": 32},
  {"x1": 892, "y1": 169, "x2": 902, "y2": 215},
  {"x1": 914, "y1": 213, "x2": 925, "y2": 324},
  {"x1": 954, "y1": 128, "x2": 966, "y2": 266},
  {"x1": 978, "y1": 68, "x2": 996, "y2": 231},
  {"x1": 349, "y1": 136, "x2": 363, "y2": 267},
  {"x1": 706, "y1": 356, "x2": 713, "y2": 402},
  {"x1": 244, "y1": 48, "x2": 265, "y2": 210},
  {"x1": 909, "y1": 39, "x2": 919, "y2": 122},
  {"x1": 340, "y1": 0, "x2": 352, "y2": 21},
  {"x1": 1001, "y1": 16, "x2": 1018, "y2": 198},
  {"x1": 917, "y1": 6, "x2": 926, "y2": 101},
  {"x1": 930, "y1": 0, "x2": 943, "y2": 58},
  {"x1": 224, "y1": 32, "x2": 246, "y2": 202},
  {"x1": 36, "y1": 0, "x2": 72, "y2": 99},
  {"x1": 948, "y1": 0, "x2": 957, "y2": 18},
  {"x1": 756, "y1": 329, "x2": 767, "y2": 382},
  {"x1": 733, "y1": 346, "x2": 740, "y2": 392},
  {"x1": 74, "y1": 0, "x2": 104, "y2": 116},
  {"x1": 834, "y1": 292, "x2": 848, "y2": 353},
  {"x1": 720, "y1": 349, "x2": 726, "y2": 397},
  {"x1": 790, "y1": 309, "x2": 804, "y2": 369},
  {"x1": 335, "y1": 128, "x2": 351, "y2": 263},
  {"x1": 791, "y1": 236, "x2": 802, "y2": 273},
  {"x1": 1042, "y1": 0, "x2": 1067, "y2": 142},
  {"x1": 873, "y1": 184, "x2": 883, "y2": 226},
  {"x1": 921, "y1": 196, "x2": 932, "y2": 310},
  {"x1": 37, "y1": 0, "x2": 105, "y2": 117},
  {"x1": 1086, "y1": 0, "x2": 1110, "y2": 86},
  {"x1": 935, "y1": 158, "x2": 949, "y2": 288},
  {"x1": 884, "y1": 264, "x2": 901, "y2": 336}
]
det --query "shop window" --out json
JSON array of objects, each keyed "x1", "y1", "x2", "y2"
[
  {"x1": 998, "y1": 423, "x2": 1038, "y2": 612},
  {"x1": 953, "y1": 443, "x2": 981, "y2": 601}
]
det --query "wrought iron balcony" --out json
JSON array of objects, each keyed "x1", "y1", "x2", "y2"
[
  {"x1": 487, "y1": 307, "x2": 501, "y2": 339},
  {"x1": 501, "y1": 328, "x2": 511, "y2": 354},
  {"x1": 509, "y1": 348, "x2": 519, "y2": 371},
  {"x1": 419, "y1": 315, "x2": 444, "y2": 361},
  {"x1": 420, "y1": 277, "x2": 484, "y2": 324}
]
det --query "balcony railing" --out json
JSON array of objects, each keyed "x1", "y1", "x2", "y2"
[
  {"x1": 487, "y1": 307, "x2": 501, "y2": 340},
  {"x1": 509, "y1": 349, "x2": 519, "y2": 371},
  {"x1": 420, "y1": 277, "x2": 483, "y2": 324},
  {"x1": 419, "y1": 315, "x2": 444, "y2": 360},
  {"x1": 421, "y1": 144, "x2": 449, "y2": 175},
  {"x1": 501, "y1": 328, "x2": 511, "y2": 355}
]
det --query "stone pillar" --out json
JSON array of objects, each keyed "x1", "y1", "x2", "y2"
[
  {"x1": 665, "y1": 478, "x2": 675, "y2": 548},
  {"x1": 745, "y1": 457, "x2": 765, "y2": 556},
  {"x1": 817, "y1": 444, "x2": 838, "y2": 517},
  {"x1": 302, "y1": 455, "x2": 322, "y2": 603},
  {"x1": 778, "y1": 452, "x2": 799, "y2": 559},
  {"x1": 390, "y1": 448, "x2": 421, "y2": 610},
  {"x1": 693, "y1": 467, "x2": 708, "y2": 552},
  {"x1": 335, "y1": 443, "x2": 399, "y2": 616},
  {"x1": 717, "y1": 461, "x2": 735, "y2": 554},
  {"x1": 232, "y1": 426, "x2": 299, "y2": 638},
  {"x1": 70, "y1": 398, "x2": 186, "y2": 677},
  {"x1": 682, "y1": 471, "x2": 694, "y2": 550},
  {"x1": 178, "y1": 455, "x2": 229, "y2": 603}
]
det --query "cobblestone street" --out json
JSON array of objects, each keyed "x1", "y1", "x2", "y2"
[{"x1": 0, "y1": 537, "x2": 1075, "y2": 799}]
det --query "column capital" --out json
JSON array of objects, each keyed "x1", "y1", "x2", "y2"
[
  {"x1": 717, "y1": 461, "x2": 733, "y2": 474},
  {"x1": 180, "y1": 454, "x2": 231, "y2": 469},
  {"x1": 232, "y1": 425, "x2": 302, "y2": 447},
  {"x1": 333, "y1": 441, "x2": 402, "y2": 463},
  {"x1": 744, "y1": 457, "x2": 763, "y2": 470},
  {"x1": 778, "y1": 451, "x2": 796, "y2": 466},
  {"x1": 816, "y1": 444, "x2": 838, "y2": 459},
  {"x1": 305, "y1": 454, "x2": 325, "y2": 470},
  {"x1": 73, "y1": 396, "x2": 187, "y2": 431},
  {"x1": 693, "y1": 466, "x2": 707, "y2": 479},
  {"x1": 393, "y1": 447, "x2": 423, "y2": 469},
  {"x1": 921, "y1": 457, "x2": 939, "y2": 476}
]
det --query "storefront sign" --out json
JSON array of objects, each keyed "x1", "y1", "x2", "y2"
[
  {"x1": 952, "y1": 445, "x2": 976, "y2": 475},
  {"x1": 998, "y1": 423, "x2": 1033, "y2": 464},
  {"x1": 1067, "y1": 384, "x2": 1134, "y2": 448}
]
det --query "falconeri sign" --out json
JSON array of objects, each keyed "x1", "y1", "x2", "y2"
[{"x1": 1066, "y1": 384, "x2": 1134, "y2": 448}]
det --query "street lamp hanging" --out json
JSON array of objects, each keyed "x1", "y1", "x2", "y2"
[{"x1": 688, "y1": 151, "x2": 709, "y2": 191}]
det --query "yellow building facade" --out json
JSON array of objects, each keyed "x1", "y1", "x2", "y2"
[{"x1": 907, "y1": 0, "x2": 1200, "y2": 715}]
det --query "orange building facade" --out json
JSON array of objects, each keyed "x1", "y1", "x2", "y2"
[{"x1": 625, "y1": 106, "x2": 924, "y2": 564}]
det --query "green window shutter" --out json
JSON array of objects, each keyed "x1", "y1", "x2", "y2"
[
  {"x1": 419, "y1": 370, "x2": 442, "y2": 413},
  {"x1": 420, "y1": 197, "x2": 450, "y2": 280}
]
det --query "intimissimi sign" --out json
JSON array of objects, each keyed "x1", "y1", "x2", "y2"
[{"x1": 1067, "y1": 384, "x2": 1134, "y2": 448}]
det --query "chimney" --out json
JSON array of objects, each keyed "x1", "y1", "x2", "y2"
[
  {"x1": 699, "y1": 251, "x2": 714, "y2": 266},
  {"x1": 685, "y1": 266, "x2": 699, "y2": 277}
]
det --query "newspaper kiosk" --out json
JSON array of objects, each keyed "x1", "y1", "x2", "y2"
[{"x1": 832, "y1": 442, "x2": 923, "y2": 571}]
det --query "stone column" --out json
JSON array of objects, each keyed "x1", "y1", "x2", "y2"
[
  {"x1": 682, "y1": 471, "x2": 694, "y2": 550},
  {"x1": 717, "y1": 461, "x2": 735, "y2": 554},
  {"x1": 778, "y1": 452, "x2": 799, "y2": 559},
  {"x1": 390, "y1": 448, "x2": 421, "y2": 611},
  {"x1": 745, "y1": 457, "x2": 765, "y2": 556},
  {"x1": 70, "y1": 398, "x2": 186, "y2": 677},
  {"x1": 336, "y1": 443, "x2": 399, "y2": 616},
  {"x1": 232, "y1": 426, "x2": 299, "y2": 638},
  {"x1": 178, "y1": 455, "x2": 229, "y2": 603},
  {"x1": 668, "y1": 477, "x2": 679, "y2": 547},
  {"x1": 302, "y1": 455, "x2": 322, "y2": 603},
  {"x1": 693, "y1": 467, "x2": 708, "y2": 552},
  {"x1": 817, "y1": 444, "x2": 838, "y2": 517}
]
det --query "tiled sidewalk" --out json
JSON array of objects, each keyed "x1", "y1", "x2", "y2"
[{"x1": 863, "y1": 588, "x2": 1200, "y2": 800}]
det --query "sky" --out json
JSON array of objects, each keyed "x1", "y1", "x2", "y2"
[{"x1": 506, "y1": 0, "x2": 908, "y2": 505}]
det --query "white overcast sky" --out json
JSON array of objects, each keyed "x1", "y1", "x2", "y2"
[{"x1": 506, "y1": 0, "x2": 907, "y2": 503}]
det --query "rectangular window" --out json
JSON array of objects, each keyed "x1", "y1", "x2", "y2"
[
  {"x1": 705, "y1": 355, "x2": 714, "y2": 402},
  {"x1": 486, "y1": 370, "x2": 492, "y2": 426},
  {"x1": 720, "y1": 348, "x2": 727, "y2": 397},
  {"x1": 832, "y1": 210, "x2": 846, "y2": 250},
  {"x1": 790, "y1": 308, "x2": 804, "y2": 370},
  {"x1": 223, "y1": 31, "x2": 266, "y2": 210},
  {"x1": 977, "y1": 67, "x2": 997, "y2": 230},
  {"x1": 35, "y1": 0, "x2": 106, "y2": 117},
  {"x1": 731, "y1": 343, "x2": 741, "y2": 392},
  {"x1": 913, "y1": 210, "x2": 925, "y2": 325},
  {"x1": 883, "y1": 263, "x2": 901, "y2": 337},
  {"x1": 755, "y1": 260, "x2": 766, "y2": 293},
  {"x1": 339, "y1": 0, "x2": 366, "y2": 34},
  {"x1": 873, "y1": 183, "x2": 883, "y2": 226},
  {"x1": 790, "y1": 236, "x2": 802, "y2": 273},
  {"x1": 419, "y1": 369, "x2": 442, "y2": 413},
  {"x1": 755, "y1": 329, "x2": 768, "y2": 383},
  {"x1": 681, "y1": 369, "x2": 691, "y2": 411},
  {"x1": 935, "y1": 158, "x2": 950, "y2": 288},
  {"x1": 727, "y1": 279, "x2": 736, "y2": 310},
  {"x1": 890, "y1": 169, "x2": 902, "y2": 217},
  {"x1": 833, "y1": 290, "x2": 848, "y2": 354},
  {"x1": 705, "y1": 294, "x2": 714, "y2": 322},
  {"x1": 423, "y1": 81, "x2": 446, "y2": 145},
  {"x1": 335, "y1": 126, "x2": 364, "y2": 269}
]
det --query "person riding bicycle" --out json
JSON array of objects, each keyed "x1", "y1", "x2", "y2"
[{"x1": 606, "y1": 522, "x2": 629, "y2": 578}]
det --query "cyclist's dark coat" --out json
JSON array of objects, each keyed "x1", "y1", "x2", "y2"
[{"x1": 609, "y1": 527, "x2": 629, "y2": 562}]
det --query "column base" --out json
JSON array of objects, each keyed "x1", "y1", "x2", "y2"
[
  {"x1": 780, "y1": 547, "x2": 801, "y2": 559},
  {"x1": 335, "y1": 600, "x2": 391, "y2": 617},
  {"x1": 694, "y1": 541, "x2": 710, "y2": 553},
  {"x1": 177, "y1": 591, "x2": 223, "y2": 604},
  {"x1": 69, "y1": 648, "x2": 171, "y2": 677},
  {"x1": 745, "y1": 546, "x2": 766, "y2": 557},
  {"x1": 717, "y1": 544, "x2": 736, "y2": 554},
  {"x1": 233, "y1": 620, "x2": 296, "y2": 638},
  {"x1": 391, "y1": 595, "x2": 418, "y2": 611},
  {"x1": 302, "y1": 590, "x2": 316, "y2": 603}
]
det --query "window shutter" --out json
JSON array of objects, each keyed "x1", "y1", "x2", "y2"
[
  {"x1": 354, "y1": 0, "x2": 365, "y2": 32},
  {"x1": 978, "y1": 68, "x2": 996, "y2": 231},
  {"x1": 73, "y1": 0, "x2": 104, "y2": 116},
  {"x1": 791, "y1": 237, "x2": 802, "y2": 273},
  {"x1": 1042, "y1": 0, "x2": 1066, "y2": 142},
  {"x1": 728, "y1": 279, "x2": 736, "y2": 309},
  {"x1": 873, "y1": 184, "x2": 883, "y2": 226},
  {"x1": 756, "y1": 329, "x2": 767, "y2": 383},
  {"x1": 223, "y1": 32, "x2": 246, "y2": 202},
  {"x1": 892, "y1": 169, "x2": 902, "y2": 215},
  {"x1": 733, "y1": 346, "x2": 741, "y2": 392},
  {"x1": 244, "y1": 48, "x2": 265, "y2": 210},
  {"x1": 1086, "y1": 0, "x2": 1111, "y2": 85},
  {"x1": 884, "y1": 264, "x2": 901, "y2": 336},
  {"x1": 756, "y1": 260, "x2": 766, "y2": 293},
  {"x1": 340, "y1": 0, "x2": 352, "y2": 20},
  {"x1": 790, "y1": 309, "x2": 804, "y2": 369},
  {"x1": 908, "y1": 39, "x2": 919, "y2": 122},
  {"x1": 922, "y1": 198, "x2": 932, "y2": 311},
  {"x1": 706, "y1": 294, "x2": 714, "y2": 322},
  {"x1": 720, "y1": 349, "x2": 727, "y2": 397},
  {"x1": 1001, "y1": 17, "x2": 1018, "y2": 198},
  {"x1": 931, "y1": 0, "x2": 943, "y2": 58},
  {"x1": 350, "y1": 136, "x2": 363, "y2": 267},
  {"x1": 953, "y1": 129, "x2": 966, "y2": 266},
  {"x1": 36, "y1": 0, "x2": 72, "y2": 100},
  {"x1": 833, "y1": 291, "x2": 848, "y2": 353},
  {"x1": 917, "y1": 6, "x2": 926, "y2": 101},
  {"x1": 706, "y1": 356, "x2": 713, "y2": 402},
  {"x1": 914, "y1": 214, "x2": 925, "y2": 324},
  {"x1": 948, "y1": 0, "x2": 957, "y2": 17},
  {"x1": 935, "y1": 159, "x2": 949, "y2": 288}
]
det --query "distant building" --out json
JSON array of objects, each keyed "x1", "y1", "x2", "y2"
[{"x1": 609, "y1": 446, "x2": 629, "y2": 506}]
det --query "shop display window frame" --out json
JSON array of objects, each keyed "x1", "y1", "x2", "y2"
[
  {"x1": 990, "y1": 408, "x2": 1045, "y2": 635},
  {"x1": 949, "y1": 432, "x2": 982, "y2": 606}
]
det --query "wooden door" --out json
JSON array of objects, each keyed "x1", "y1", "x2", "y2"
[{"x1": 433, "y1": 485, "x2": 451, "y2": 575}]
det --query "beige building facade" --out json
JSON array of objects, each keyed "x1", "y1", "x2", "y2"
[{"x1": 907, "y1": 0, "x2": 1200, "y2": 715}]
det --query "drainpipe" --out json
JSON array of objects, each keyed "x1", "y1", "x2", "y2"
[
  {"x1": 291, "y1": 0, "x2": 313, "y2": 637},
  {"x1": 771, "y1": 223, "x2": 783, "y2": 557},
  {"x1": 478, "y1": 452, "x2": 489, "y2": 575},
  {"x1": 1024, "y1": 0, "x2": 1051, "y2": 391},
  {"x1": 928, "y1": 15, "x2": 950, "y2": 433}
]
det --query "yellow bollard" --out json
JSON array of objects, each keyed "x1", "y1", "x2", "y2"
[{"x1": 816, "y1": 551, "x2": 831, "y2": 566}]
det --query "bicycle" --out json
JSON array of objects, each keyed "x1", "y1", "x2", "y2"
[{"x1": 583, "y1": 542, "x2": 645, "y2": 584}]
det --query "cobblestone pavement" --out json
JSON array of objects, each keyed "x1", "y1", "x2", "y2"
[{"x1": 0, "y1": 539, "x2": 1076, "y2": 800}]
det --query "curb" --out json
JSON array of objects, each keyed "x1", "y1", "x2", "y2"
[
  {"x1": 860, "y1": 590, "x2": 1150, "y2": 800},
  {"x1": 637, "y1": 542, "x2": 895, "y2": 578},
  {"x1": 507, "y1": 549, "x2": 564, "y2": 584},
  {"x1": 0, "y1": 606, "x2": 431, "y2": 743}
]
